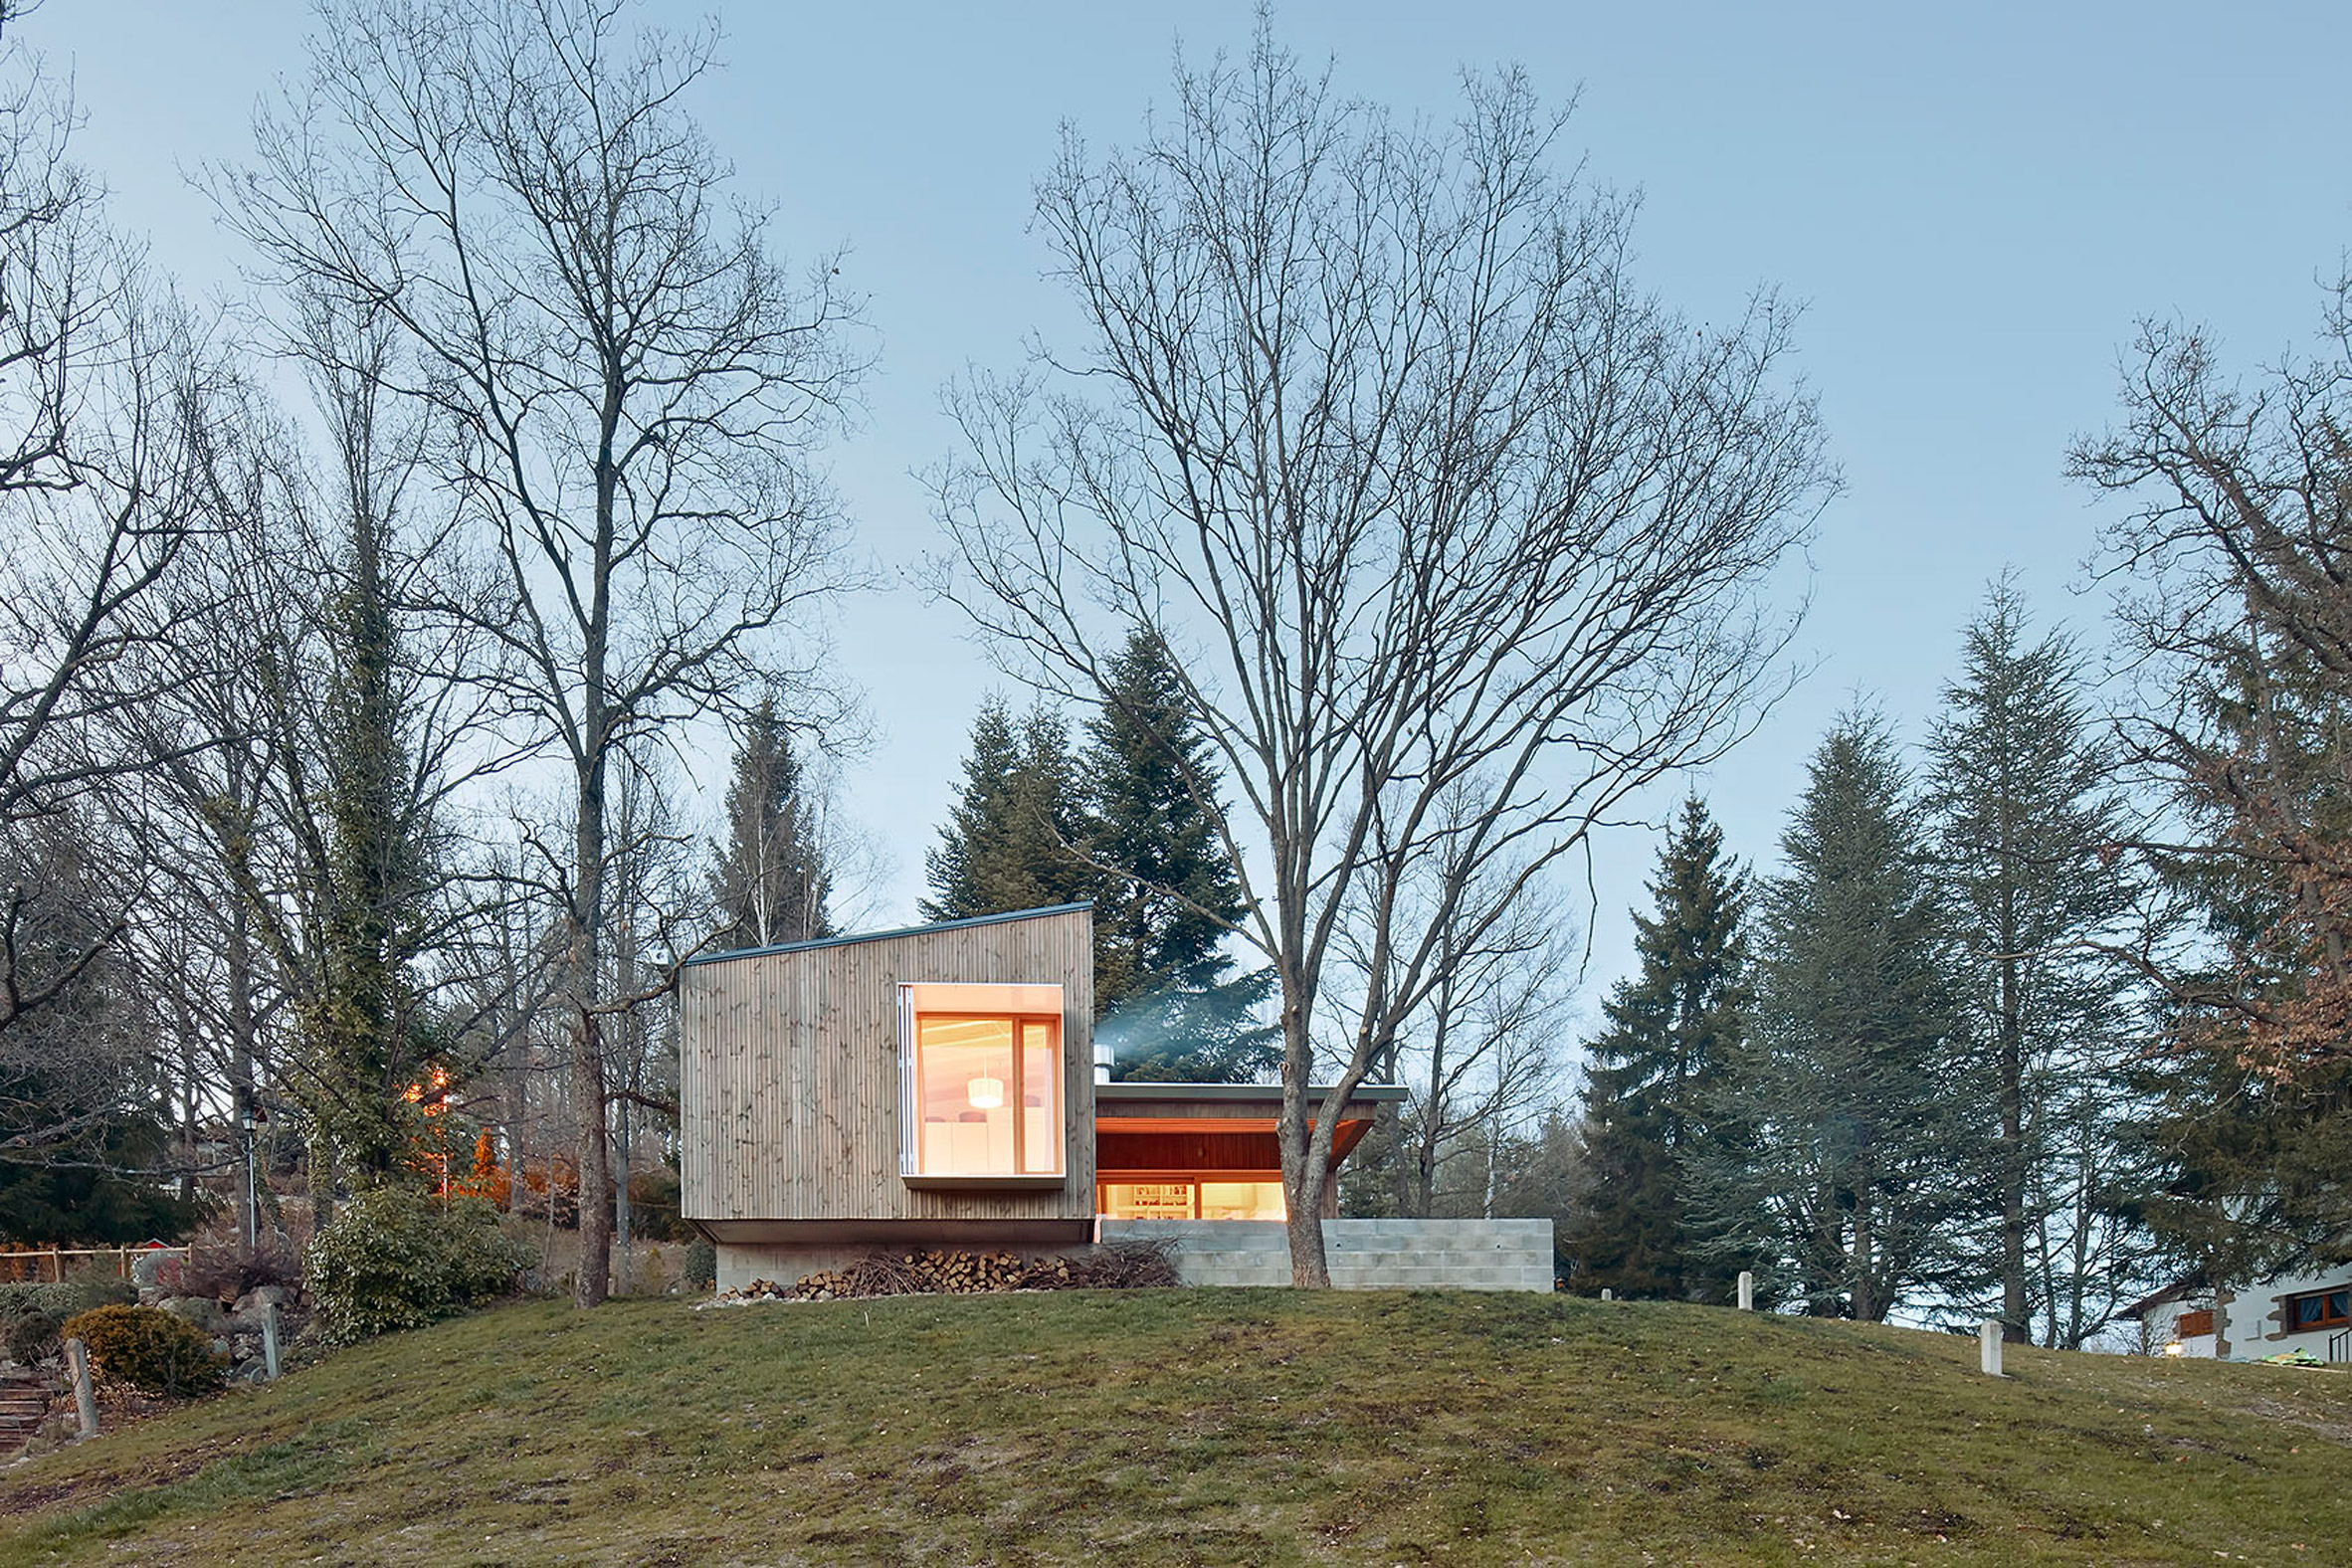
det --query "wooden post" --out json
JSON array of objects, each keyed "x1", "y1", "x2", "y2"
[
  {"x1": 262, "y1": 1301, "x2": 282, "y2": 1381},
  {"x1": 1979, "y1": 1318, "x2": 2004, "y2": 1377},
  {"x1": 1737, "y1": 1271, "x2": 1754, "y2": 1310},
  {"x1": 64, "y1": 1337, "x2": 97, "y2": 1439}
]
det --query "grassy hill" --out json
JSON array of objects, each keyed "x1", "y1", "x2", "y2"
[{"x1": 1, "y1": 1287, "x2": 2347, "y2": 1565}]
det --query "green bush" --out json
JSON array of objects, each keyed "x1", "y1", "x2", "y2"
[
  {"x1": 682, "y1": 1237, "x2": 715, "y2": 1291},
  {"x1": 304, "y1": 1188, "x2": 535, "y2": 1343},
  {"x1": 58, "y1": 1304, "x2": 228, "y2": 1397},
  {"x1": 0, "y1": 1276, "x2": 136, "y2": 1319},
  {"x1": 0, "y1": 1276, "x2": 137, "y2": 1363},
  {"x1": 6, "y1": 1306, "x2": 64, "y2": 1364}
]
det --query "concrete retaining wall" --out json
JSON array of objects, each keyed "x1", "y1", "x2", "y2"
[{"x1": 1101, "y1": 1217, "x2": 1555, "y2": 1292}]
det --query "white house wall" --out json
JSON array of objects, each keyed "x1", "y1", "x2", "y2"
[{"x1": 2218, "y1": 1268, "x2": 2352, "y2": 1361}]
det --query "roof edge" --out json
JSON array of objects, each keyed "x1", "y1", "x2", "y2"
[
  {"x1": 1095, "y1": 1080, "x2": 1408, "y2": 1103},
  {"x1": 681, "y1": 901, "x2": 1094, "y2": 968}
]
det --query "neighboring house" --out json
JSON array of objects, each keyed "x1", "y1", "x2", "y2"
[
  {"x1": 677, "y1": 902, "x2": 1553, "y2": 1292},
  {"x1": 2121, "y1": 1270, "x2": 2352, "y2": 1362}
]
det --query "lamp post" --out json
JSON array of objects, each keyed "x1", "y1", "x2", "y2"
[{"x1": 239, "y1": 1101, "x2": 258, "y2": 1251}]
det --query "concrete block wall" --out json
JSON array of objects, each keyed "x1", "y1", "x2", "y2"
[{"x1": 1101, "y1": 1218, "x2": 1555, "y2": 1292}]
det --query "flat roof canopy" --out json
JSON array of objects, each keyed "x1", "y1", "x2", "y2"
[{"x1": 1094, "y1": 1080, "x2": 1404, "y2": 1173}]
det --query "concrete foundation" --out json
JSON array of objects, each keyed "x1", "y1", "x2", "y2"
[
  {"x1": 715, "y1": 1217, "x2": 1558, "y2": 1293},
  {"x1": 1102, "y1": 1217, "x2": 1556, "y2": 1291}
]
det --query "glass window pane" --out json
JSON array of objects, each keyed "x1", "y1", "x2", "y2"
[
  {"x1": 915, "y1": 1016, "x2": 1015, "y2": 1174},
  {"x1": 2331, "y1": 1290, "x2": 2349, "y2": 1321},
  {"x1": 1101, "y1": 1181, "x2": 1194, "y2": 1219},
  {"x1": 1020, "y1": 1020, "x2": 1061, "y2": 1174},
  {"x1": 1199, "y1": 1180, "x2": 1285, "y2": 1221}
]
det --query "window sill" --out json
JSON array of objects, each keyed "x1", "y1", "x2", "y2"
[{"x1": 901, "y1": 1172, "x2": 1068, "y2": 1192}]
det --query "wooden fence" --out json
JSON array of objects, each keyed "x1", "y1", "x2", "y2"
[{"x1": 0, "y1": 1246, "x2": 194, "y2": 1284}]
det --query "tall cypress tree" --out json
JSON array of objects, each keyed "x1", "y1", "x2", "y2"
[
  {"x1": 1692, "y1": 714, "x2": 1988, "y2": 1321},
  {"x1": 709, "y1": 698, "x2": 832, "y2": 950},
  {"x1": 921, "y1": 697, "x2": 1095, "y2": 922},
  {"x1": 1082, "y1": 628, "x2": 1275, "y2": 1081},
  {"x1": 1564, "y1": 796, "x2": 1750, "y2": 1300}
]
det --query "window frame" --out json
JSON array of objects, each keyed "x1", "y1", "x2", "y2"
[
  {"x1": 2284, "y1": 1286, "x2": 2352, "y2": 1332},
  {"x1": 897, "y1": 983, "x2": 1067, "y2": 1187},
  {"x1": 1096, "y1": 1170, "x2": 1287, "y2": 1221}
]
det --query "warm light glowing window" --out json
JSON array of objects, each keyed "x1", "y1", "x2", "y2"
[
  {"x1": 899, "y1": 984, "x2": 1064, "y2": 1179},
  {"x1": 1096, "y1": 1177, "x2": 1285, "y2": 1221}
]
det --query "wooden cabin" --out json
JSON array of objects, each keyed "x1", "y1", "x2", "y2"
[{"x1": 678, "y1": 902, "x2": 1401, "y2": 1289}]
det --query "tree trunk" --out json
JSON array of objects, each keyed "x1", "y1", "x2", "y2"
[
  {"x1": 1999, "y1": 891, "x2": 2028, "y2": 1342},
  {"x1": 570, "y1": 763, "x2": 612, "y2": 1307},
  {"x1": 1276, "y1": 973, "x2": 1331, "y2": 1286},
  {"x1": 1851, "y1": 1182, "x2": 1876, "y2": 1322}
]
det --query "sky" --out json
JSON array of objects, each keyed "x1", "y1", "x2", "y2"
[{"x1": 36, "y1": 1, "x2": 2352, "y2": 1056}]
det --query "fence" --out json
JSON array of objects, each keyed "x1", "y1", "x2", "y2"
[{"x1": 0, "y1": 1246, "x2": 194, "y2": 1284}]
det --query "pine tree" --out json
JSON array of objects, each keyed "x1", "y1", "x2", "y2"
[
  {"x1": 921, "y1": 697, "x2": 1094, "y2": 922},
  {"x1": 1925, "y1": 585, "x2": 2147, "y2": 1346},
  {"x1": 1082, "y1": 628, "x2": 1275, "y2": 1081},
  {"x1": 1693, "y1": 714, "x2": 1988, "y2": 1321},
  {"x1": 709, "y1": 698, "x2": 832, "y2": 950},
  {"x1": 1563, "y1": 796, "x2": 1749, "y2": 1300}
]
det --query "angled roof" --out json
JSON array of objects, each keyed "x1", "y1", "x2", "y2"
[{"x1": 680, "y1": 901, "x2": 1094, "y2": 969}]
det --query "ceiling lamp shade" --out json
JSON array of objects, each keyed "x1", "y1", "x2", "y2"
[{"x1": 967, "y1": 1075, "x2": 1005, "y2": 1110}]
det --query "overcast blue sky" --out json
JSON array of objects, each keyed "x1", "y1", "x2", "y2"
[{"x1": 40, "y1": 2, "x2": 2352, "y2": 1047}]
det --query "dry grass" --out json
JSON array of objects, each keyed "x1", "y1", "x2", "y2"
[{"x1": 2, "y1": 1289, "x2": 2348, "y2": 1564}]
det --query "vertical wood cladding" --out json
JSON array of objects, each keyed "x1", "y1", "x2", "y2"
[{"x1": 680, "y1": 907, "x2": 1095, "y2": 1224}]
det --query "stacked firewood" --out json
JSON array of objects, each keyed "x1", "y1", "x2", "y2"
[{"x1": 785, "y1": 1241, "x2": 1179, "y2": 1301}]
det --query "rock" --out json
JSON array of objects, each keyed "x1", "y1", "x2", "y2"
[
  {"x1": 232, "y1": 1285, "x2": 292, "y2": 1315},
  {"x1": 161, "y1": 1296, "x2": 224, "y2": 1332},
  {"x1": 209, "y1": 1337, "x2": 231, "y2": 1359}
]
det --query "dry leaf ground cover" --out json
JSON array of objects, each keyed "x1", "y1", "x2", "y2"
[{"x1": 2, "y1": 1287, "x2": 2347, "y2": 1565}]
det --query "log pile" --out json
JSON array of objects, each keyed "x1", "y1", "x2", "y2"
[{"x1": 785, "y1": 1241, "x2": 1181, "y2": 1301}]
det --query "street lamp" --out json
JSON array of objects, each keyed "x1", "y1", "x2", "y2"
[{"x1": 239, "y1": 1102, "x2": 259, "y2": 1251}]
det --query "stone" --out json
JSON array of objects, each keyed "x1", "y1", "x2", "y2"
[
  {"x1": 233, "y1": 1285, "x2": 292, "y2": 1315},
  {"x1": 161, "y1": 1296, "x2": 224, "y2": 1332}
]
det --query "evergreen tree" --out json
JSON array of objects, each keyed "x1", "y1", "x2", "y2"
[
  {"x1": 2127, "y1": 609, "x2": 2352, "y2": 1281},
  {"x1": 1082, "y1": 628, "x2": 1275, "y2": 1081},
  {"x1": 1692, "y1": 714, "x2": 1988, "y2": 1321},
  {"x1": 709, "y1": 698, "x2": 831, "y2": 950},
  {"x1": 921, "y1": 697, "x2": 1095, "y2": 922},
  {"x1": 1925, "y1": 585, "x2": 2149, "y2": 1346},
  {"x1": 262, "y1": 452, "x2": 444, "y2": 1196},
  {"x1": 1563, "y1": 796, "x2": 1750, "y2": 1301}
]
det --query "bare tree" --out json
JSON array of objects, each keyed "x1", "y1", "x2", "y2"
[
  {"x1": 1348, "y1": 787, "x2": 1578, "y2": 1219},
  {"x1": 933, "y1": 31, "x2": 1832, "y2": 1281},
  {"x1": 222, "y1": 0, "x2": 863, "y2": 1304},
  {"x1": 0, "y1": 86, "x2": 206, "y2": 1037}
]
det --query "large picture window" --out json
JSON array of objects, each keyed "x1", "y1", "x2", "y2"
[
  {"x1": 899, "y1": 983, "x2": 1065, "y2": 1181},
  {"x1": 1097, "y1": 1176, "x2": 1284, "y2": 1221}
]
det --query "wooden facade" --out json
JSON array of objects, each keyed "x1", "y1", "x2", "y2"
[{"x1": 679, "y1": 904, "x2": 1096, "y2": 1241}]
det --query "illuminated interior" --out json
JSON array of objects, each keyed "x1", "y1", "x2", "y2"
[
  {"x1": 905, "y1": 998, "x2": 1063, "y2": 1178},
  {"x1": 1098, "y1": 1176, "x2": 1285, "y2": 1221}
]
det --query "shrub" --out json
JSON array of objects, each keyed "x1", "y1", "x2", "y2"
[
  {"x1": 682, "y1": 1237, "x2": 715, "y2": 1291},
  {"x1": 178, "y1": 1236, "x2": 301, "y2": 1304},
  {"x1": 304, "y1": 1187, "x2": 535, "y2": 1343},
  {"x1": 0, "y1": 1275, "x2": 138, "y2": 1364},
  {"x1": 6, "y1": 1306, "x2": 63, "y2": 1364},
  {"x1": 58, "y1": 1304, "x2": 228, "y2": 1397}
]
